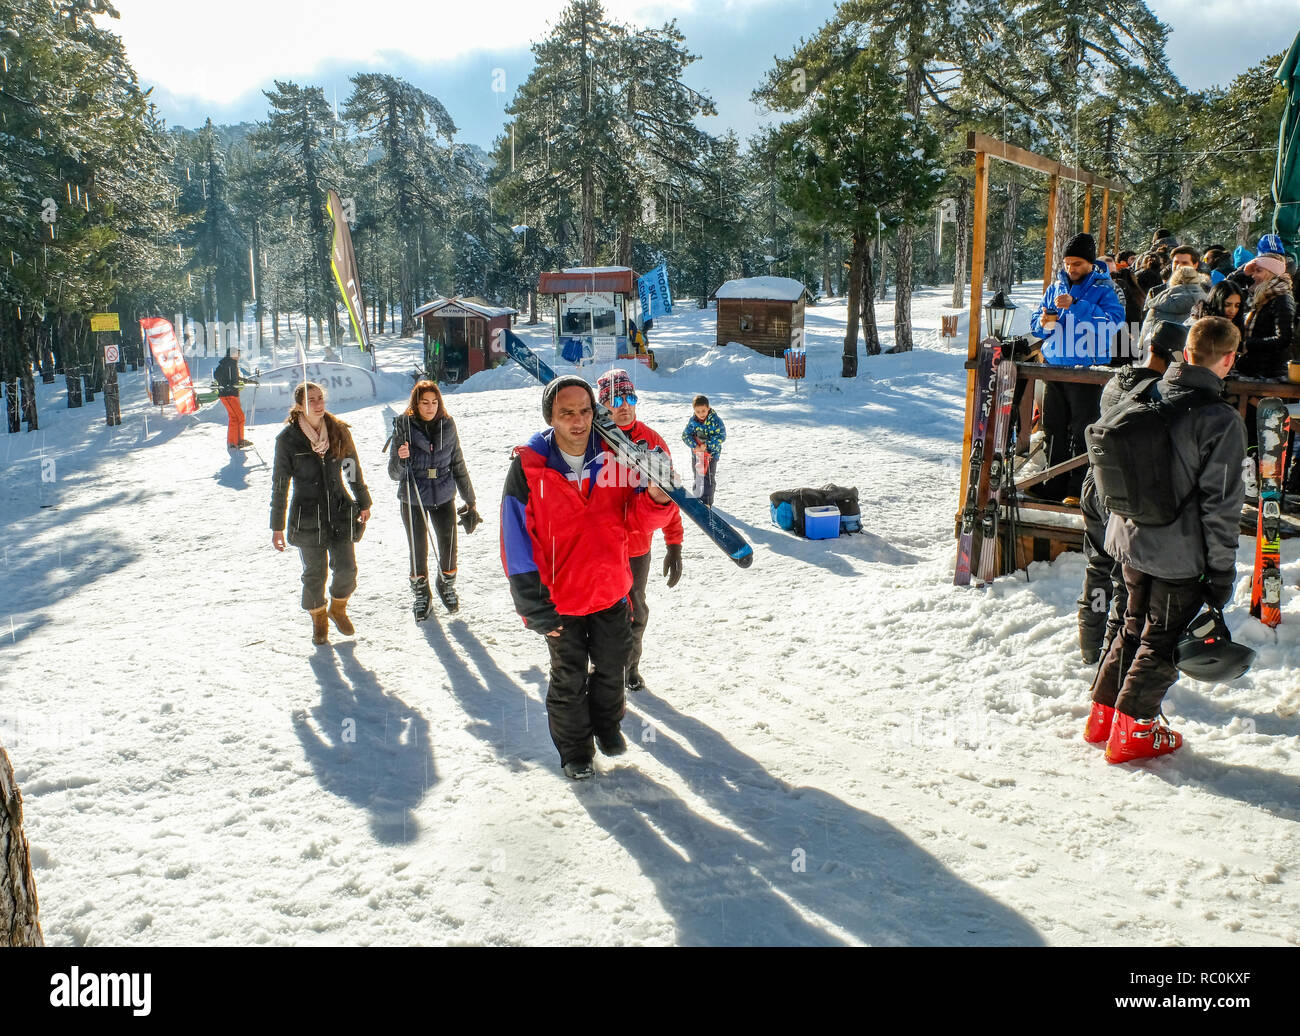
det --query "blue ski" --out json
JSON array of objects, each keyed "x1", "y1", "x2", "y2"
[{"x1": 504, "y1": 330, "x2": 754, "y2": 569}]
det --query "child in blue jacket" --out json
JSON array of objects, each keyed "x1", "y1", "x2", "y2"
[{"x1": 682, "y1": 394, "x2": 726, "y2": 507}]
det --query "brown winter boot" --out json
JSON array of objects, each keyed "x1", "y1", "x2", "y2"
[
  {"x1": 328, "y1": 597, "x2": 354, "y2": 636},
  {"x1": 309, "y1": 606, "x2": 329, "y2": 645}
]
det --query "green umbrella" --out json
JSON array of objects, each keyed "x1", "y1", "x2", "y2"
[{"x1": 1273, "y1": 30, "x2": 1300, "y2": 258}]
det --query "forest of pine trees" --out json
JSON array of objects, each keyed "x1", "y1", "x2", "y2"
[{"x1": 0, "y1": 0, "x2": 1289, "y2": 405}]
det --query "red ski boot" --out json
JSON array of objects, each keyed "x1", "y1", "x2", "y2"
[
  {"x1": 1083, "y1": 702, "x2": 1115, "y2": 744},
  {"x1": 1105, "y1": 712, "x2": 1182, "y2": 764}
]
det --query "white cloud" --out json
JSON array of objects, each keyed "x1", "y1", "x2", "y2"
[{"x1": 99, "y1": 0, "x2": 770, "y2": 106}]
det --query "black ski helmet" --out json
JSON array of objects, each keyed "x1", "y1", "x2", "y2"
[{"x1": 1174, "y1": 607, "x2": 1256, "y2": 682}]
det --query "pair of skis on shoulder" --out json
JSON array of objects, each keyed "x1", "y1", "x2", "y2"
[
  {"x1": 955, "y1": 337, "x2": 1018, "y2": 587},
  {"x1": 1251, "y1": 397, "x2": 1291, "y2": 628},
  {"x1": 502, "y1": 330, "x2": 754, "y2": 570}
]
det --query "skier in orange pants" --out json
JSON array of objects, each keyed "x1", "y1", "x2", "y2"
[{"x1": 215, "y1": 347, "x2": 254, "y2": 450}]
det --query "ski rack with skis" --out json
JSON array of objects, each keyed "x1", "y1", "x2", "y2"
[{"x1": 503, "y1": 330, "x2": 754, "y2": 569}]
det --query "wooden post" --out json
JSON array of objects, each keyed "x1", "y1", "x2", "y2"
[
  {"x1": 1099, "y1": 189, "x2": 1111, "y2": 254},
  {"x1": 1082, "y1": 184, "x2": 1092, "y2": 235},
  {"x1": 1043, "y1": 173, "x2": 1059, "y2": 292},
  {"x1": 1114, "y1": 195, "x2": 1124, "y2": 254},
  {"x1": 1, "y1": 745, "x2": 44, "y2": 946},
  {"x1": 959, "y1": 149, "x2": 992, "y2": 512}
]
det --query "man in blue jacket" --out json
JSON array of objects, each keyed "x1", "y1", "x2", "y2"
[{"x1": 1030, "y1": 233, "x2": 1126, "y2": 502}]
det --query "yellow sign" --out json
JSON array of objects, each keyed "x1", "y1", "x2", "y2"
[{"x1": 90, "y1": 313, "x2": 119, "y2": 332}]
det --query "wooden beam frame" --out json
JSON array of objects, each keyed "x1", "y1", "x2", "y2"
[{"x1": 957, "y1": 133, "x2": 1127, "y2": 569}]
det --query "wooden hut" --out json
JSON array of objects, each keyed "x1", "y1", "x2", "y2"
[
  {"x1": 712, "y1": 277, "x2": 807, "y2": 356},
  {"x1": 412, "y1": 296, "x2": 517, "y2": 384}
]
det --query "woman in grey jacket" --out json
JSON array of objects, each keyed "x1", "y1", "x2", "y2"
[
  {"x1": 388, "y1": 380, "x2": 480, "y2": 618},
  {"x1": 1138, "y1": 266, "x2": 1206, "y2": 347}
]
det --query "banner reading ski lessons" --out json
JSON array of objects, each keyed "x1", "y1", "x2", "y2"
[
  {"x1": 140, "y1": 317, "x2": 198, "y2": 415},
  {"x1": 637, "y1": 263, "x2": 673, "y2": 323}
]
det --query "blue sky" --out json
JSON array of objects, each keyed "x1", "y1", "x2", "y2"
[{"x1": 103, "y1": 0, "x2": 1297, "y2": 149}]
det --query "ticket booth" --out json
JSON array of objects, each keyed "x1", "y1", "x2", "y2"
[{"x1": 537, "y1": 267, "x2": 642, "y2": 366}]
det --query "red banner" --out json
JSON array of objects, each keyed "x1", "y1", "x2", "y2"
[{"x1": 140, "y1": 317, "x2": 198, "y2": 415}]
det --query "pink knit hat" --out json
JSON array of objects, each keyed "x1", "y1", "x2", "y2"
[{"x1": 1247, "y1": 253, "x2": 1286, "y2": 278}]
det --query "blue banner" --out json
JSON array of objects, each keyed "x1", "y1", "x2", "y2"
[{"x1": 638, "y1": 263, "x2": 673, "y2": 322}]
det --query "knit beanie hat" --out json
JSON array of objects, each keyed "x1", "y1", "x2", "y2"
[
  {"x1": 1257, "y1": 233, "x2": 1285, "y2": 256},
  {"x1": 542, "y1": 375, "x2": 596, "y2": 423},
  {"x1": 1246, "y1": 253, "x2": 1286, "y2": 278},
  {"x1": 1064, "y1": 233, "x2": 1097, "y2": 265},
  {"x1": 596, "y1": 367, "x2": 635, "y2": 407}
]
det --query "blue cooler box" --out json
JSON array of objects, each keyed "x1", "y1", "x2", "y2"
[{"x1": 803, "y1": 505, "x2": 841, "y2": 540}]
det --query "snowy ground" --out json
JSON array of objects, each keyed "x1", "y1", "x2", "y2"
[{"x1": 2, "y1": 286, "x2": 1298, "y2": 946}]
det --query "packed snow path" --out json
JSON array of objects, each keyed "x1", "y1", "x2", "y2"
[{"x1": 2, "y1": 289, "x2": 1297, "y2": 946}]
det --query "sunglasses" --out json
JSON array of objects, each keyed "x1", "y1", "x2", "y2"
[{"x1": 607, "y1": 394, "x2": 637, "y2": 407}]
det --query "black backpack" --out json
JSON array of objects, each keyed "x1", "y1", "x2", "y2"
[
  {"x1": 769, "y1": 484, "x2": 861, "y2": 536},
  {"x1": 1084, "y1": 380, "x2": 1218, "y2": 526}
]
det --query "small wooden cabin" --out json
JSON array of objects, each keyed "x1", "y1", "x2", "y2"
[
  {"x1": 412, "y1": 296, "x2": 517, "y2": 384},
  {"x1": 712, "y1": 277, "x2": 808, "y2": 356}
]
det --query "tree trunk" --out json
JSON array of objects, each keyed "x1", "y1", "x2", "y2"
[
  {"x1": 894, "y1": 223, "x2": 915, "y2": 352},
  {"x1": 843, "y1": 231, "x2": 865, "y2": 377},
  {"x1": 952, "y1": 175, "x2": 969, "y2": 308},
  {"x1": 1, "y1": 744, "x2": 44, "y2": 946},
  {"x1": 861, "y1": 237, "x2": 880, "y2": 355},
  {"x1": 822, "y1": 230, "x2": 832, "y2": 297}
]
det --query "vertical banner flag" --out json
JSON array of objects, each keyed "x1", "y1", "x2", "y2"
[
  {"x1": 139, "y1": 318, "x2": 199, "y2": 414},
  {"x1": 637, "y1": 263, "x2": 673, "y2": 323},
  {"x1": 326, "y1": 189, "x2": 371, "y2": 367}
]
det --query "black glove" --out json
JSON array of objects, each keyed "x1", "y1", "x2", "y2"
[
  {"x1": 1203, "y1": 568, "x2": 1235, "y2": 608},
  {"x1": 662, "y1": 543, "x2": 682, "y2": 588},
  {"x1": 458, "y1": 503, "x2": 482, "y2": 534}
]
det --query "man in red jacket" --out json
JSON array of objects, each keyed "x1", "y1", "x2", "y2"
[
  {"x1": 597, "y1": 368, "x2": 684, "y2": 694},
  {"x1": 501, "y1": 375, "x2": 678, "y2": 780}
]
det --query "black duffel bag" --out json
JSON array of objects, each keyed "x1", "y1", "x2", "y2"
[{"x1": 770, "y1": 484, "x2": 861, "y2": 536}]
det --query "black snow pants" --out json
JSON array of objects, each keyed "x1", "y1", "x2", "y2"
[
  {"x1": 544, "y1": 600, "x2": 633, "y2": 766},
  {"x1": 1092, "y1": 566, "x2": 1205, "y2": 720}
]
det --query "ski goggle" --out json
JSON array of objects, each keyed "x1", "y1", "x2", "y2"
[{"x1": 608, "y1": 394, "x2": 637, "y2": 407}]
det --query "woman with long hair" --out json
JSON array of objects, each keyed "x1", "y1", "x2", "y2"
[
  {"x1": 388, "y1": 380, "x2": 480, "y2": 620},
  {"x1": 270, "y1": 382, "x2": 372, "y2": 645},
  {"x1": 1191, "y1": 281, "x2": 1246, "y2": 342}
]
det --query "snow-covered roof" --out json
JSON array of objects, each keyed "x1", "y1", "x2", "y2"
[
  {"x1": 412, "y1": 296, "x2": 517, "y2": 320},
  {"x1": 561, "y1": 266, "x2": 633, "y2": 275},
  {"x1": 712, "y1": 277, "x2": 808, "y2": 302}
]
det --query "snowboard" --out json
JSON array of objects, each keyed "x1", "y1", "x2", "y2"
[
  {"x1": 1251, "y1": 397, "x2": 1289, "y2": 627},
  {"x1": 503, "y1": 330, "x2": 754, "y2": 569}
]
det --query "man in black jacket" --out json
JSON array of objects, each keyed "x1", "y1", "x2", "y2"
[
  {"x1": 1077, "y1": 321, "x2": 1182, "y2": 663},
  {"x1": 1086, "y1": 317, "x2": 1246, "y2": 763},
  {"x1": 214, "y1": 347, "x2": 255, "y2": 450}
]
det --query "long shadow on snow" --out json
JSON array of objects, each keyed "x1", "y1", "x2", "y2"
[
  {"x1": 1144, "y1": 752, "x2": 1300, "y2": 822},
  {"x1": 574, "y1": 693, "x2": 1044, "y2": 945},
  {"x1": 421, "y1": 617, "x2": 555, "y2": 768},
  {"x1": 294, "y1": 641, "x2": 435, "y2": 844},
  {"x1": 423, "y1": 597, "x2": 1040, "y2": 943}
]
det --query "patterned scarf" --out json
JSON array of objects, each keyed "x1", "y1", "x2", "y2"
[{"x1": 298, "y1": 415, "x2": 329, "y2": 456}]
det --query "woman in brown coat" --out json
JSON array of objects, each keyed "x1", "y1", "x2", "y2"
[{"x1": 270, "y1": 382, "x2": 372, "y2": 644}]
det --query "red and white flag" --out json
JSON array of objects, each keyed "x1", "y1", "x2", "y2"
[{"x1": 139, "y1": 317, "x2": 198, "y2": 415}]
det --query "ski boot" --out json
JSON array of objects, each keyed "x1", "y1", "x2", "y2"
[
  {"x1": 1083, "y1": 702, "x2": 1115, "y2": 744},
  {"x1": 1105, "y1": 711, "x2": 1182, "y2": 763},
  {"x1": 562, "y1": 759, "x2": 595, "y2": 780},
  {"x1": 625, "y1": 669, "x2": 646, "y2": 694},
  {"x1": 410, "y1": 576, "x2": 432, "y2": 622},
  {"x1": 435, "y1": 573, "x2": 459, "y2": 614},
  {"x1": 237, "y1": 439, "x2": 254, "y2": 449},
  {"x1": 596, "y1": 728, "x2": 627, "y2": 757}
]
